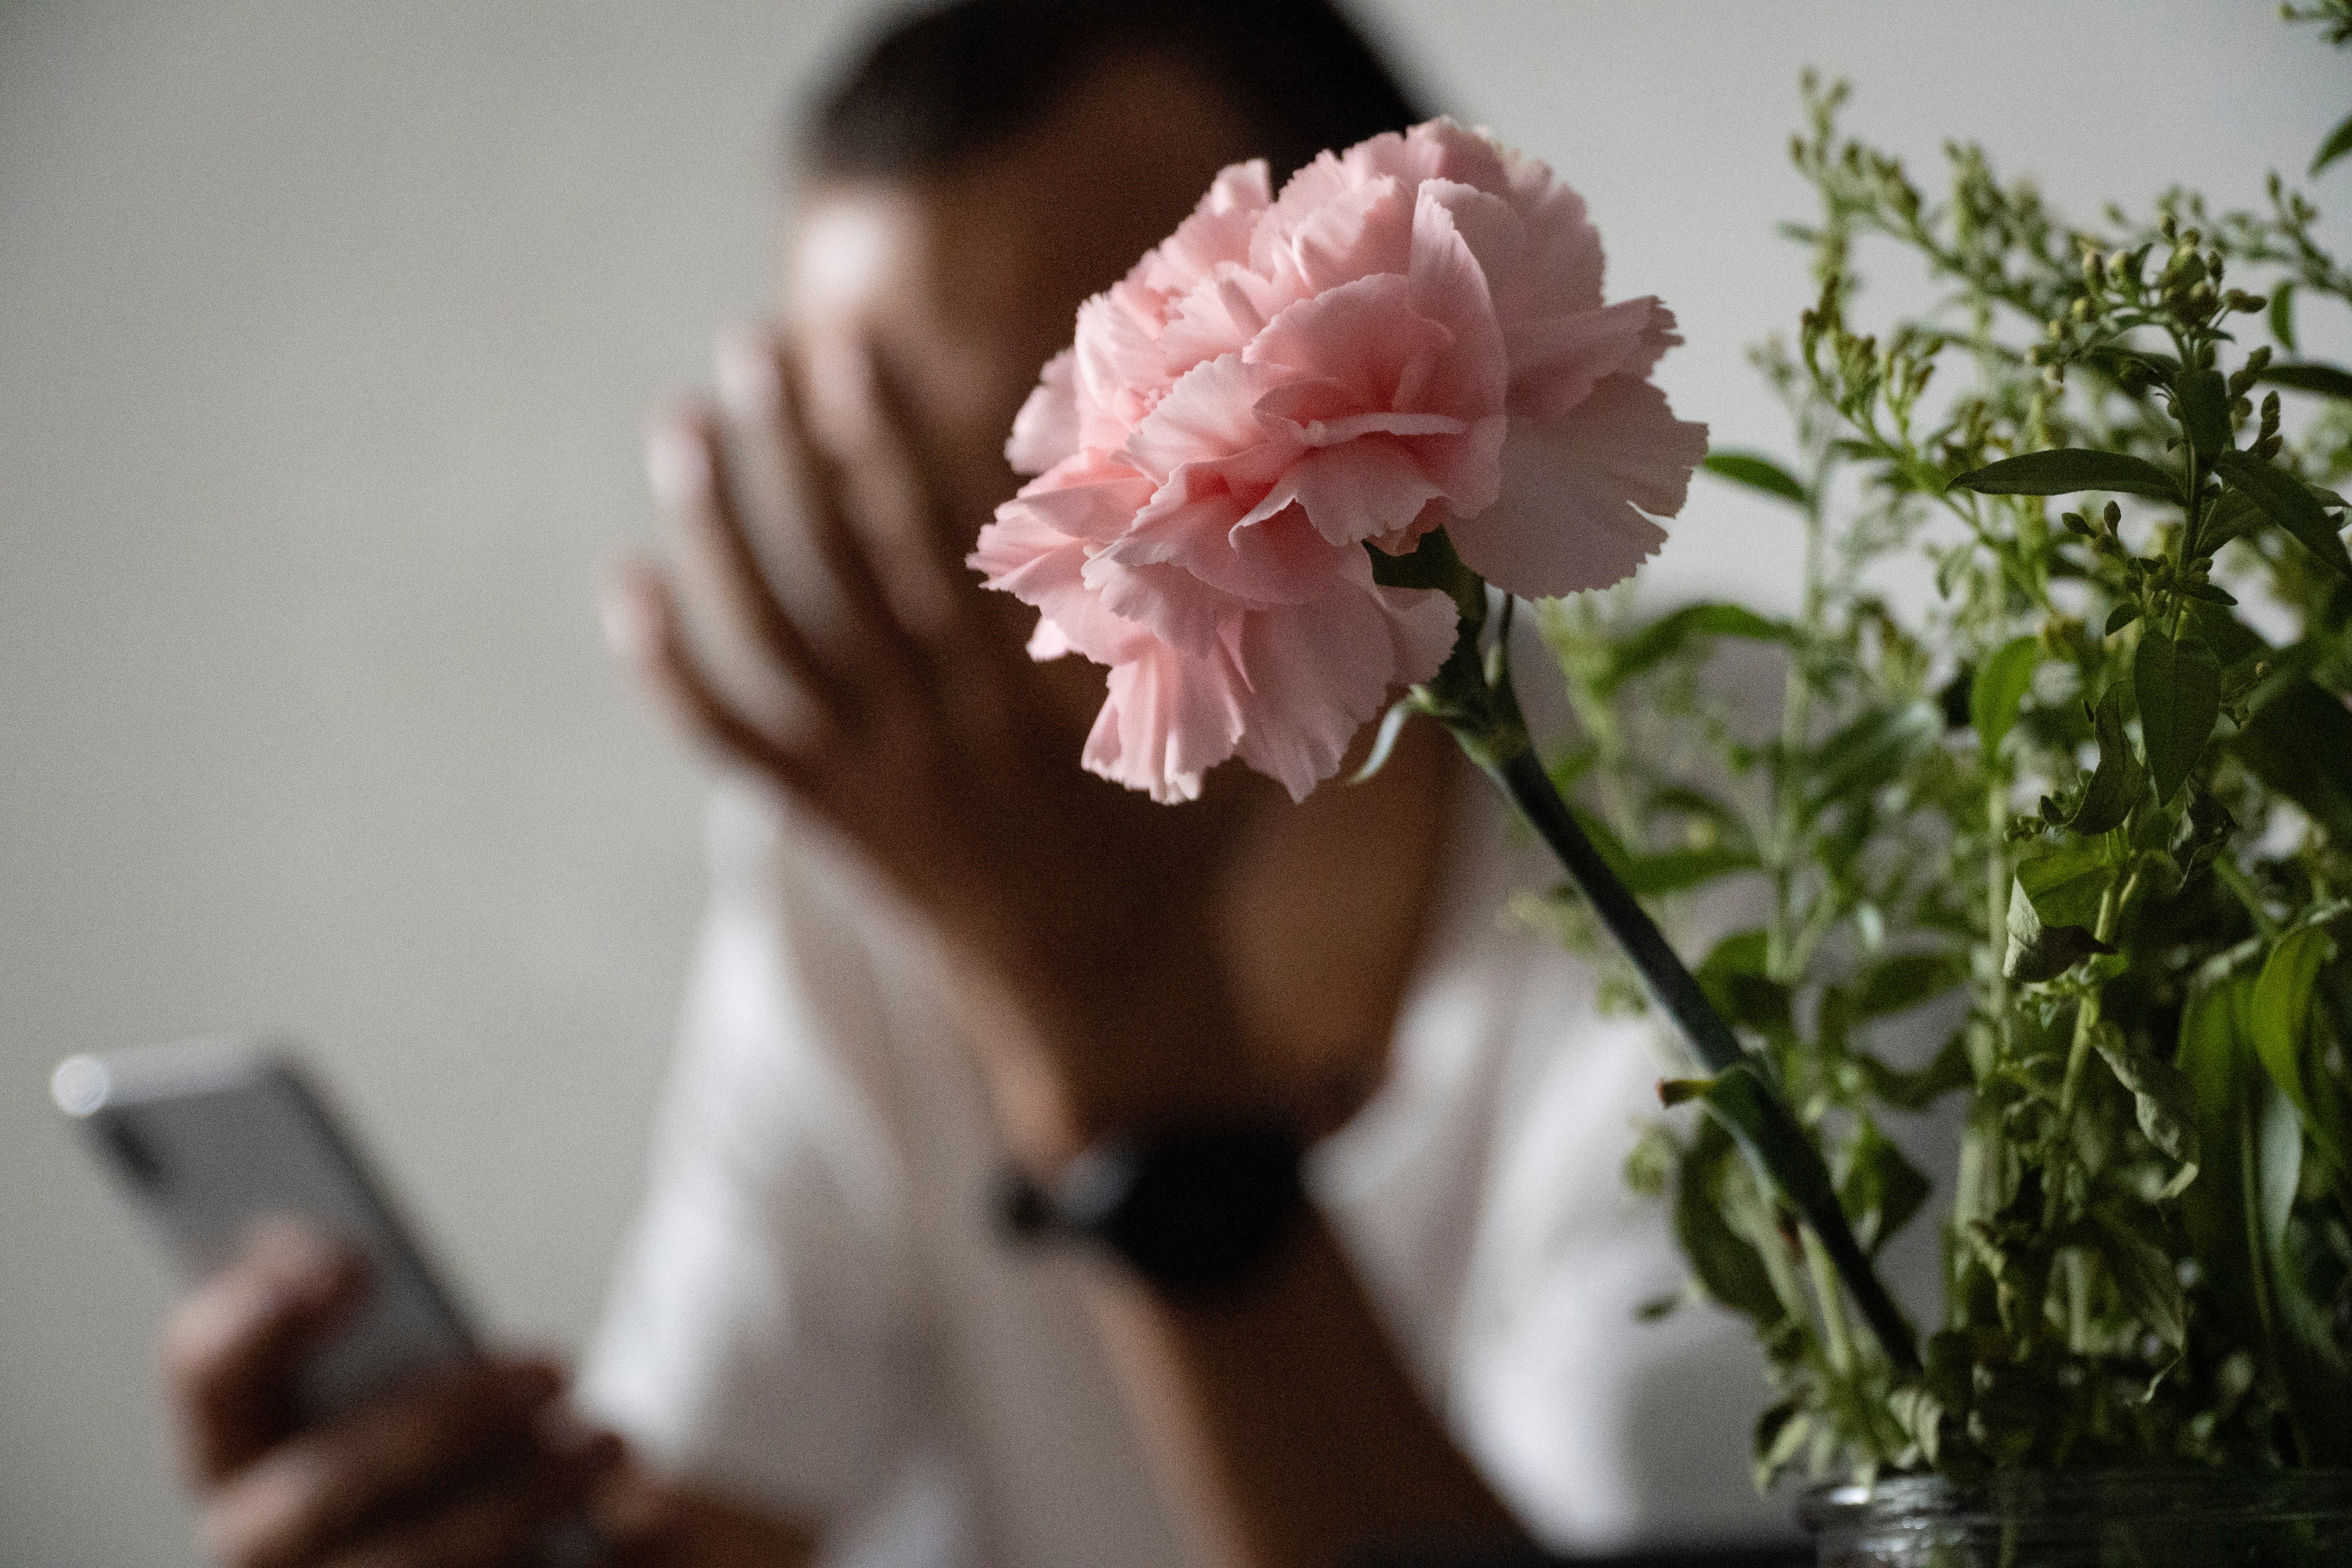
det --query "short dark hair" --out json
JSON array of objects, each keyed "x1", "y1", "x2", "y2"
[{"x1": 802, "y1": 0, "x2": 1428, "y2": 185}]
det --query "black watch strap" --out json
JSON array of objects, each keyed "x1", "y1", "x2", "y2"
[{"x1": 997, "y1": 1123, "x2": 1307, "y2": 1294}]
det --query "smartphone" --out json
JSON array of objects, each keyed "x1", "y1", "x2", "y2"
[
  {"x1": 51, "y1": 1036, "x2": 477, "y2": 1419},
  {"x1": 56, "y1": 1036, "x2": 603, "y2": 1564}
]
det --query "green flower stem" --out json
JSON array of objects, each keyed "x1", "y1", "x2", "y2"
[
  {"x1": 1372, "y1": 528, "x2": 1918, "y2": 1373},
  {"x1": 1477, "y1": 722, "x2": 1922, "y2": 1376}
]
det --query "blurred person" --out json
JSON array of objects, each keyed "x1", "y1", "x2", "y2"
[{"x1": 158, "y1": 3, "x2": 1783, "y2": 1566}]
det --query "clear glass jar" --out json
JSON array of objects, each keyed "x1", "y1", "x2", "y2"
[{"x1": 1801, "y1": 1470, "x2": 2352, "y2": 1567}]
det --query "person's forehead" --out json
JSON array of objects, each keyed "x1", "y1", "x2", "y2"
[{"x1": 787, "y1": 55, "x2": 1264, "y2": 336}]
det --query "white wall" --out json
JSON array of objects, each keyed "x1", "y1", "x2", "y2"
[{"x1": 2, "y1": 4, "x2": 2340, "y2": 1562}]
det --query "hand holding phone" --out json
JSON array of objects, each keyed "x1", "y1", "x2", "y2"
[{"x1": 56, "y1": 1040, "x2": 618, "y2": 1567}]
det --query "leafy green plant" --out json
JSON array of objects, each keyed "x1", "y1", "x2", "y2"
[{"x1": 1557, "y1": 15, "x2": 2352, "y2": 1488}]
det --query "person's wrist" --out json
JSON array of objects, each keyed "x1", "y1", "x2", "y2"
[{"x1": 954, "y1": 938, "x2": 1286, "y2": 1179}]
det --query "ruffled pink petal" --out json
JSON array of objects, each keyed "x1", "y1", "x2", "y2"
[
  {"x1": 1451, "y1": 380, "x2": 1708, "y2": 598},
  {"x1": 1340, "y1": 118, "x2": 1514, "y2": 204},
  {"x1": 1073, "y1": 284, "x2": 1175, "y2": 447},
  {"x1": 1131, "y1": 160, "x2": 1272, "y2": 299},
  {"x1": 1508, "y1": 297, "x2": 1676, "y2": 424},
  {"x1": 1403, "y1": 184, "x2": 1509, "y2": 419},
  {"x1": 1123, "y1": 353, "x2": 1292, "y2": 483},
  {"x1": 1414, "y1": 180, "x2": 1526, "y2": 310},
  {"x1": 1254, "y1": 176, "x2": 1414, "y2": 302},
  {"x1": 1005, "y1": 350, "x2": 1080, "y2": 475},
  {"x1": 971, "y1": 505, "x2": 1156, "y2": 668},
  {"x1": 1229, "y1": 575, "x2": 1459, "y2": 801},
  {"x1": 1083, "y1": 639, "x2": 1249, "y2": 803},
  {"x1": 1157, "y1": 263, "x2": 1283, "y2": 374},
  {"x1": 1246, "y1": 273, "x2": 1450, "y2": 410},
  {"x1": 1000, "y1": 450, "x2": 1158, "y2": 544},
  {"x1": 1237, "y1": 437, "x2": 1450, "y2": 548},
  {"x1": 1108, "y1": 498, "x2": 1349, "y2": 611},
  {"x1": 1499, "y1": 144, "x2": 1604, "y2": 316}
]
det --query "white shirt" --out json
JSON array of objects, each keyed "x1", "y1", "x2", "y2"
[{"x1": 580, "y1": 773, "x2": 1791, "y2": 1567}]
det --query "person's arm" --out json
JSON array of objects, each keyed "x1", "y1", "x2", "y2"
[
  {"x1": 613, "y1": 329, "x2": 1531, "y2": 1567},
  {"x1": 1084, "y1": 1216, "x2": 1524, "y2": 1567},
  {"x1": 161, "y1": 1222, "x2": 817, "y2": 1568}
]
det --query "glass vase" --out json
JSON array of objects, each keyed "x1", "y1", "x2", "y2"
[{"x1": 1801, "y1": 1470, "x2": 2352, "y2": 1567}]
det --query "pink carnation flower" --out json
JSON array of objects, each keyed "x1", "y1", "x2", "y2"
[{"x1": 971, "y1": 118, "x2": 1707, "y2": 803}]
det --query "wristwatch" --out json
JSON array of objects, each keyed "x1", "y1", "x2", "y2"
[{"x1": 996, "y1": 1123, "x2": 1307, "y2": 1294}]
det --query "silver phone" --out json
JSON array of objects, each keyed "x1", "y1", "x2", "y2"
[
  {"x1": 51, "y1": 1036, "x2": 476, "y2": 1419},
  {"x1": 56, "y1": 1036, "x2": 603, "y2": 1564}
]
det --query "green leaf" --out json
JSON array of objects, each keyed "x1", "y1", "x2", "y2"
[
  {"x1": 2176, "y1": 979, "x2": 2352, "y2": 1464},
  {"x1": 2258, "y1": 361, "x2": 2352, "y2": 401},
  {"x1": 1839, "y1": 1121, "x2": 1932, "y2": 1254},
  {"x1": 1805, "y1": 701, "x2": 1942, "y2": 814},
  {"x1": 2174, "y1": 366, "x2": 2234, "y2": 458},
  {"x1": 2213, "y1": 449, "x2": 2352, "y2": 581},
  {"x1": 1855, "y1": 1031, "x2": 1973, "y2": 1111},
  {"x1": 1615, "y1": 844, "x2": 1762, "y2": 898},
  {"x1": 1753, "y1": 1400, "x2": 1811, "y2": 1494},
  {"x1": 2094, "y1": 1023, "x2": 2201, "y2": 1174},
  {"x1": 2135, "y1": 630, "x2": 2222, "y2": 807},
  {"x1": 1969, "y1": 637, "x2": 2040, "y2": 756},
  {"x1": 2059, "y1": 685, "x2": 2143, "y2": 836},
  {"x1": 1852, "y1": 950, "x2": 1969, "y2": 1020},
  {"x1": 2004, "y1": 870, "x2": 2115, "y2": 984},
  {"x1": 1673, "y1": 1118, "x2": 1787, "y2": 1330},
  {"x1": 2016, "y1": 838, "x2": 2124, "y2": 929},
  {"x1": 2178, "y1": 978, "x2": 2267, "y2": 1339},
  {"x1": 1598, "y1": 602, "x2": 1793, "y2": 697},
  {"x1": 2232, "y1": 677, "x2": 2352, "y2": 842},
  {"x1": 2089, "y1": 1203, "x2": 2187, "y2": 1350},
  {"x1": 2271, "y1": 281, "x2": 2299, "y2": 354},
  {"x1": 1686, "y1": 1063, "x2": 1920, "y2": 1370},
  {"x1": 1692, "y1": 929, "x2": 1793, "y2": 1038},
  {"x1": 2252, "y1": 927, "x2": 2352, "y2": 1172},
  {"x1": 1949, "y1": 449, "x2": 2181, "y2": 502},
  {"x1": 2200, "y1": 488, "x2": 2265, "y2": 552},
  {"x1": 2315, "y1": 108, "x2": 2352, "y2": 176},
  {"x1": 1702, "y1": 450, "x2": 1809, "y2": 506},
  {"x1": 2103, "y1": 602, "x2": 2142, "y2": 636}
]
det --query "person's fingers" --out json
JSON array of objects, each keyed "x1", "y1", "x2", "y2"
[
  {"x1": 318, "y1": 1432, "x2": 624, "y2": 1568},
  {"x1": 645, "y1": 407, "x2": 844, "y2": 733},
  {"x1": 163, "y1": 1219, "x2": 367, "y2": 1485},
  {"x1": 777, "y1": 344, "x2": 931, "y2": 690},
  {"x1": 603, "y1": 560, "x2": 820, "y2": 798},
  {"x1": 198, "y1": 1359, "x2": 561, "y2": 1568},
  {"x1": 830, "y1": 337, "x2": 965, "y2": 642}
]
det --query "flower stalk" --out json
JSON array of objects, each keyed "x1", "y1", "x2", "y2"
[{"x1": 1374, "y1": 529, "x2": 1922, "y2": 1376}]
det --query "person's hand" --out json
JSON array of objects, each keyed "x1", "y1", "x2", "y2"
[
  {"x1": 606, "y1": 329, "x2": 1276, "y2": 1170},
  {"x1": 162, "y1": 1220, "x2": 622, "y2": 1568}
]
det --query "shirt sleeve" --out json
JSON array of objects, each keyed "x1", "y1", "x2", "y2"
[{"x1": 576, "y1": 786, "x2": 933, "y2": 1532}]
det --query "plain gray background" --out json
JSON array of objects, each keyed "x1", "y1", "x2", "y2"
[{"x1": 4, "y1": 3, "x2": 2343, "y2": 1563}]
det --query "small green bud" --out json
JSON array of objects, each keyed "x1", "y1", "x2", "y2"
[
  {"x1": 2102, "y1": 501, "x2": 2122, "y2": 528},
  {"x1": 2233, "y1": 395, "x2": 2254, "y2": 422},
  {"x1": 2061, "y1": 510, "x2": 2092, "y2": 537},
  {"x1": 2248, "y1": 346, "x2": 2272, "y2": 374}
]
